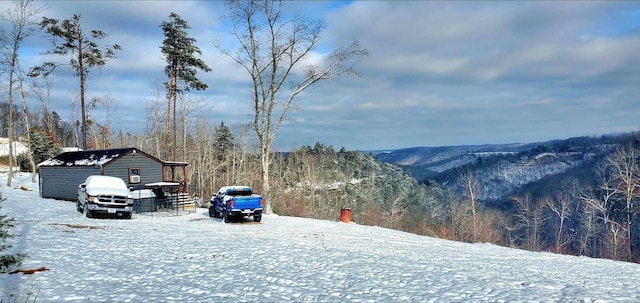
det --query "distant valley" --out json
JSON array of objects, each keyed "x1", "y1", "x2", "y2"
[{"x1": 374, "y1": 134, "x2": 636, "y2": 205}]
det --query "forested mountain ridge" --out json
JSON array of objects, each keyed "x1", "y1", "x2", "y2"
[
  {"x1": 367, "y1": 132, "x2": 640, "y2": 262},
  {"x1": 270, "y1": 144, "x2": 445, "y2": 234},
  {"x1": 375, "y1": 142, "x2": 538, "y2": 167},
  {"x1": 376, "y1": 134, "x2": 634, "y2": 202}
]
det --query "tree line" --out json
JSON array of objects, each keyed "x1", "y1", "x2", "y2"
[{"x1": 437, "y1": 133, "x2": 640, "y2": 262}]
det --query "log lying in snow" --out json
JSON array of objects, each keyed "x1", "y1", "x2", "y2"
[{"x1": 9, "y1": 267, "x2": 49, "y2": 275}]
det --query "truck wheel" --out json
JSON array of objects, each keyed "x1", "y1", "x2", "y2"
[
  {"x1": 223, "y1": 209, "x2": 230, "y2": 223},
  {"x1": 253, "y1": 215, "x2": 262, "y2": 223}
]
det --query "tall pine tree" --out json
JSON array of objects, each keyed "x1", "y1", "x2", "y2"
[
  {"x1": 30, "y1": 14, "x2": 121, "y2": 150},
  {"x1": 160, "y1": 12, "x2": 211, "y2": 160}
]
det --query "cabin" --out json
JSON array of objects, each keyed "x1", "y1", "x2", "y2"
[{"x1": 37, "y1": 148, "x2": 194, "y2": 211}]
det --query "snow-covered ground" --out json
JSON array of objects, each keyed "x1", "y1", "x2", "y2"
[{"x1": 1, "y1": 173, "x2": 640, "y2": 302}]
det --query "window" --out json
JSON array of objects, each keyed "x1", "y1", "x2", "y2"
[{"x1": 128, "y1": 167, "x2": 141, "y2": 183}]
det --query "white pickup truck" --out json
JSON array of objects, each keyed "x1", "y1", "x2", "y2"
[{"x1": 76, "y1": 175, "x2": 134, "y2": 219}]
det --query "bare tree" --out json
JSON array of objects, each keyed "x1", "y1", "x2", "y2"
[
  {"x1": 178, "y1": 95, "x2": 205, "y2": 160},
  {"x1": 17, "y1": 65, "x2": 35, "y2": 181},
  {"x1": 603, "y1": 146, "x2": 640, "y2": 260},
  {"x1": 230, "y1": 122, "x2": 253, "y2": 185},
  {"x1": 70, "y1": 94, "x2": 79, "y2": 148},
  {"x1": 573, "y1": 181, "x2": 601, "y2": 257},
  {"x1": 0, "y1": 0, "x2": 44, "y2": 186},
  {"x1": 218, "y1": 0, "x2": 368, "y2": 213},
  {"x1": 545, "y1": 190, "x2": 573, "y2": 253},
  {"x1": 28, "y1": 71, "x2": 53, "y2": 137},
  {"x1": 388, "y1": 194, "x2": 407, "y2": 230},
  {"x1": 461, "y1": 169, "x2": 480, "y2": 242},
  {"x1": 512, "y1": 195, "x2": 548, "y2": 251},
  {"x1": 144, "y1": 87, "x2": 165, "y2": 157},
  {"x1": 85, "y1": 96, "x2": 101, "y2": 149},
  {"x1": 191, "y1": 117, "x2": 216, "y2": 199},
  {"x1": 499, "y1": 214, "x2": 521, "y2": 248},
  {"x1": 99, "y1": 94, "x2": 117, "y2": 149}
]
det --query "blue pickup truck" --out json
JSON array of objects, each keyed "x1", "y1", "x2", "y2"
[{"x1": 209, "y1": 186, "x2": 263, "y2": 223}]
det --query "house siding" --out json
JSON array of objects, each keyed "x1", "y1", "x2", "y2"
[
  {"x1": 38, "y1": 148, "x2": 168, "y2": 202},
  {"x1": 103, "y1": 152, "x2": 163, "y2": 188},
  {"x1": 39, "y1": 166, "x2": 101, "y2": 200}
]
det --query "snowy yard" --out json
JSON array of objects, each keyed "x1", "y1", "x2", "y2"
[{"x1": 1, "y1": 173, "x2": 640, "y2": 302}]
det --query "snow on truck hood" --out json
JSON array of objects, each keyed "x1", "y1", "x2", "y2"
[{"x1": 83, "y1": 176, "x2": 131, "y2": 197}]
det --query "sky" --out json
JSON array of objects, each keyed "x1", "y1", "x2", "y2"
[
  {"x1": 2, "y1": 1, "x2": 640, "y2": 151},
  {"x1": 2, "y1": 172, "x2": 640, "y2": 302}
]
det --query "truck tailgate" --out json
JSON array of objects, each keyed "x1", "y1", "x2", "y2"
[{"x1": 232, "y1": 196, "x2": 262, "y2": 209}]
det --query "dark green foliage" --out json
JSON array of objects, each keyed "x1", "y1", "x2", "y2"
[
  {"x1": 0, "y1": 192, "x2": 26, "y2": 273},
  {"x1": 32, "y1": 14, "x2": 121, "y2": 78},
  {"x1": 18, "y1": 126, "x2": 61, "y2": 171},
  {"x1": 272, "y1": 143, "x2": 444, "y2": 234},
  {"x1": 212, "y1": 121, "x2": 234, "y2": 162},
  {"x1": 160, "y1": 12, "x2": 211, "y2": 94}
]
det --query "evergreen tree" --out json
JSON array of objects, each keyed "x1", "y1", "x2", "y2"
[
  {"x1": 212, "y1": 121, "x2": 234, "y2": 162},
  {"x1": 160, "y1": 12, "x2": 211, "y2": 160},
  {"x1": 0, "y1": 192, "x2": 25, "y2": 273},
  {"x1": 30, "y1": 14, "x2": 121, "y2": 150},
  {"x1": 18, "y1": 126, "x2": 60, "y2": 171}
]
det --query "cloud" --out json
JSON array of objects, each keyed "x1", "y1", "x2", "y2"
[{"x1": 1, "y1": 0, "x2": 638, "y2": 151}]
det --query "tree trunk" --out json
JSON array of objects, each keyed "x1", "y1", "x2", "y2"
[
  {"x1": 172, "y1": 93, "x2": 177, "y2": 161},
  {"x1": 261, "y1": 148, "x2": 272, "y2": 214},
  {"x1": 19, "y1": 75, "x2": 36, "y2": 182},
  {"x1": 7, "y1": 71, "x2": 14, "y2": 188},
  {"x1": 165, "y1": 68, "x2": 175, "y2": 159}
]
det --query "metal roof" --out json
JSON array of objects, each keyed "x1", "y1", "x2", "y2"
[{"x1": 37, "y1": 148, "x2": 178, "y2": 167}]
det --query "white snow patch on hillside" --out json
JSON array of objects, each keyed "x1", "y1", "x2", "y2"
[{"x1": 0, "y1": 173, "x2": 639, "y2": 302}]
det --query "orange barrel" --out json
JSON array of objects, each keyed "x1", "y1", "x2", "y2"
[{"x1": 340, "y1": 208, "x2": 352, "y2": 223}]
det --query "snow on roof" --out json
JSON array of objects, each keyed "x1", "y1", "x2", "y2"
[
  {"x1": 37, "y1": 148, "x2": 135, "y2": 167},
  {"x1": 61, "y1": 147, "x2": 83, "y2": 153},
  {"x1": 37, "y1": 148, "x2": 186, "y2": 168}
]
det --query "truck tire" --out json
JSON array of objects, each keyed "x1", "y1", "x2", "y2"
[
  {"x1": 223, "y1": 209, "x2": 230, "y2": 223},
  {"x1": 253, "y1": 215, "x2": 262, "y2": 223}
]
